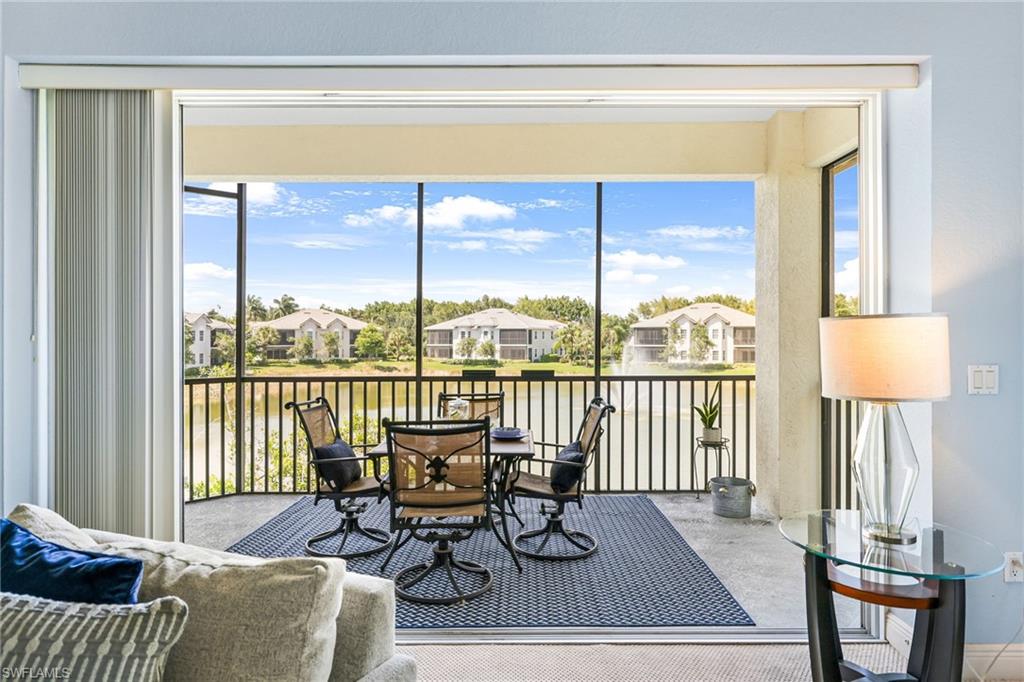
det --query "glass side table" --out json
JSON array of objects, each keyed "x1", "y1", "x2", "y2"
[{"x1": 779, "y1": 510, "x2": 1004, "y2": 682}]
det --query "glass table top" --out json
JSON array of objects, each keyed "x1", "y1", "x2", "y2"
[{"x1": 779, "y1": 510, "x2": 1005, "y2": 581}]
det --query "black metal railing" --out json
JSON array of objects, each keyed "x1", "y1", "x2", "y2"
[{"x1": 183, "y1": 374, "x2": 756, "y2": 502}]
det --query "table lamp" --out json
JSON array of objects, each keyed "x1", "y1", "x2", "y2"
[{"x1": 819, "y1": 314, "x2": 950, "y2": 544}]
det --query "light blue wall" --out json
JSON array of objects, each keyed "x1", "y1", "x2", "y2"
[{"x1": 2, "y1": 1, "x2": 1021, "y2": 644}]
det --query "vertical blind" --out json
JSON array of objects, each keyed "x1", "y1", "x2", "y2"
[{"x1": 53, "y1": 90, "x2": 153, "y2": 535}]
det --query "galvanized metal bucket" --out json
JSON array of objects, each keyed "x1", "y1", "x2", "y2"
[{"x1": 708, "y1": 476, "x2": 756, "y2": 518}]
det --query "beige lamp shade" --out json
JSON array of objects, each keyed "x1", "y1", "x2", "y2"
[{"x1": 819, "y1": 314, "x2": 950, "y2": 402}]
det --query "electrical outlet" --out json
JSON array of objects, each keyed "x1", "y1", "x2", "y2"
[{"x1": 1005, "y1": 552, "x2": 1024, "y2": 583}]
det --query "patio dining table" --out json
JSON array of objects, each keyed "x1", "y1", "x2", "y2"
[{"x1": 367, "y1": 429, "x2": 536, "y2": 572}]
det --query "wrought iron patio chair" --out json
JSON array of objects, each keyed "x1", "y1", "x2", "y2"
[
  {"x1": 437, "y1": 391, "x2": 524, "y2": 527},
  {"x1": 510, "y1": 396, "x2": 616, "y2": 561},
  {"x1": 437, "y1": 391, "x2": 504, "y2": 424},
  {"x1": 379, "y1": 418, "x2": 494, "y2": 605},
  {"x1": 287, "y1": 396, "x2": 392, "y2": 559}
]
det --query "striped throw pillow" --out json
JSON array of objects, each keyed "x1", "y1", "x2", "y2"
[{"x1": 0, "y1": 592, "x2": 188, "y2": 681}]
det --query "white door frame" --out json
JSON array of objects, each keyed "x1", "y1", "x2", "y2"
[{"x1": 31, "y1": 64, "x2": 892, "y2": 642}]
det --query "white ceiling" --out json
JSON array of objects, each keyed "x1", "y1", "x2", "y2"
[{"x1": 184, "y1": 106, "x2": 802, "y2": 127}]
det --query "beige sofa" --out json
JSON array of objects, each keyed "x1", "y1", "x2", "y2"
[{"x1": 6, "y1": 504, "x2": 416, "y2": 682}]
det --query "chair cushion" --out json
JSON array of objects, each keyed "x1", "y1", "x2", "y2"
[
  {"x1": 314, "y1": 438, "x2": 364, "y2": 492},
  {"x1": 549, "y1": 441, "x2": 585, "y2": 493},
  {"x1": 0, "y1": 519, "x2": 143, "y2": 604},
  {"x1": 513, "y1": 471, "x2": 573, "y2": 497},
  {"x1": 399, "y1": 503, "x2": 487, "y2": 519},
  {"x1": 0, "y1": 591, "x2": 189, "y2": 681},
  {"x1": 90, "y1": 536, "x2": 345, "y2": 682}
]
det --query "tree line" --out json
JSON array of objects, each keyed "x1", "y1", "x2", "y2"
[
  {"x1": 197, "y1": 292, "x2": 759, "y2": 367},
  {"x1": 194, "y1": 290, "x2": 856, "y2": 369}
]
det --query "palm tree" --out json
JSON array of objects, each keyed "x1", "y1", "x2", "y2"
[
  {"x1": 271, "y1": 294, "x2": 298, "y2": 319},
  {"x1": 246, "y1": 295, "x2": 268, "y2": 321}
]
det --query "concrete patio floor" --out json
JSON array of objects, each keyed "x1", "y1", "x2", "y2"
[{"x1": 183, "y1": 492, "x2": 861, "y2": 631}]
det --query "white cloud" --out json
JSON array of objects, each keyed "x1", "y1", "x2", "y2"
[
  {"x1": 835, "y1": 257, "x2": 859, "y2": 296},
  {"x1": 683, "y1": 242, "x2": 754, "y2": 254},
  {"x1": 448, "y1": 240, "x2": 488, "y2": 251},
  {"x1": 514, "y1": 197, "x2": 571, "y2": 210},
  {"x1": 654, "y1": 224, "x2": 751, "y2": 240},
  {"x1": 424, "y1": 277, "x2": 592, "y2": 302},
  {"x1": 341, "y1": 194, "x2": 517, "y2": 235},
  {"x1": 604, "y1": 250, "x2": 686, "y2": 270},
  {"x1": 834, "y1": 230, "x2": 859, "y2": 250},
  {"x1": 344, "y1": 204, "x2": 410, "y2": 227},
  {"x1": 666, "y1": 284, "x2": 693, "y2": 295},
  {"x1": 208, "y1": 182, "x2": 280, "y2": 205},
  {"x1": 184, "y1": 262, "x2": 235, "y2": 281},
  {"x1": 251, "y1": 233, "x2": 370, "y2": 251},
  {"x1": 745, "y1": 268, "x2": 756, "y2": 279},
  {"x1": 184, "y1": 182, "x2": 334, "y2": 218},
  {"x1": 330, "y1": 189, "x2": 373, "y2": 197},
  {"x1": 480, "y1": 228, "x2": 556, "y2": 244},
  {"x1": 289, "y1": 239, "x2": 354, "y2": 251},
  {"x1": 423, "y1": 195, "x2": 517, "y2": 229},
  {"x1": 606, "y1": 269, "x2": 658, "y2": 284}
]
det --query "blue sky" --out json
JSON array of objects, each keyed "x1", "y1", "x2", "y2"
[
  {"x1": 184, "y1": 181, "x2": 767, "y2": 316},
  {"x1": 832, "y1": 164, "x2": 860, "y2": 297}
]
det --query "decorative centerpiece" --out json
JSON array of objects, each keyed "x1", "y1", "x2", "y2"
[
  {"x1": 696, "y1": 382, "x2": 723, "y2": 443},
  {"x1": 446, "y1": 397, "x2": 469, "y2": 421}
]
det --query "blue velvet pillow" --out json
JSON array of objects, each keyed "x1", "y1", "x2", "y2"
[
  {"x1": 0, "y1": 519, "x2": 143, "y2": 604},
  {"x1": 550, "y1": 441, "x2": 585, "y2": 494},
  {"x1": 313, "y1": 438, "x2": 363, "y2": 491}
]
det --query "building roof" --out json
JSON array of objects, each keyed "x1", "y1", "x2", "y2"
[
  {"x1": 184, "y1": 312, "x2": 233, "y2": 331},
  {"x1": 425, "y1": 308, "x2": 565, "y2": 332},
  {"x1": 250, "y1": 308, "x2": 367, "y2": 331},
  {"x1": 631, "y1": 302, "x2": 755, "y2": 329}
]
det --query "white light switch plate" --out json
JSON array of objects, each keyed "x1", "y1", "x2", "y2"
[{"x1": 967, "y1": 365, "x2": 999, "y2": 395}]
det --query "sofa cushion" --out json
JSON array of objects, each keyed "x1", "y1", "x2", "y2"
[
  {"x1": 7, "y1": 503, "x2": 98, "y2": 550},
  {"x1": 1, "y1": 519, "x2": 143, "y2": 604},
  {"x1": 0, "y1": 591, "x2": 189, "y2": 681},
  {"x1": 330, "y1": 572, "x2": 398, "y2": 682},
  {"x1": 92, "y1": 536, "x2": 346, "y2": 682}
]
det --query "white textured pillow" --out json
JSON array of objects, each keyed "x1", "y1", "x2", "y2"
[
  {"x1": 7, "y1": 503, "x2": 98, "y2": 550},
  {"x1": 0, "y1": 592, "x2": 188, "y2": 681},
  {"x1": 93, "y1": 537, "x2": 345, "y2": 682}
]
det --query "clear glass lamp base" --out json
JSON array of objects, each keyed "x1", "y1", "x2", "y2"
[
  {"x1": 853, "y1": 402, "x2": 920, "y2": 547},
  {"x1": 862, "y1": 522, "x2": 918, "y2": 546}
]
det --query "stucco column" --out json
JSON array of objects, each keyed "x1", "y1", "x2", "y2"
[{"x1": 754, "y1": 112, "x2": 822, "y2": 517}]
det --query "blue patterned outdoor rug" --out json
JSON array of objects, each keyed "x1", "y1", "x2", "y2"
[{"x1": 227, "y1": 494, "x2": 754, "y2": 629}]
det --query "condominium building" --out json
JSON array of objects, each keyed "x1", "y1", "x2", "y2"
[
  {"x1": 425, "y1": 308, "x2": 564, "y2": 361},
  {"x1": 184, "y1": 312, "x2": 233, "y2": 368},
  {"x1": 249, "y1": 309, "x2": 367, "y2": 360},
  {"x1": 629, "y1": 303, "x2": 756, "y2": 364}
]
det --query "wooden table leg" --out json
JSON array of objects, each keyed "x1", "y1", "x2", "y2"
[
  {"x1": 908, "y1": 578, "x2": 965, "y2": 682},
  {"x1": 806, "y1": 553, "x2": 843, "y2": 682}
]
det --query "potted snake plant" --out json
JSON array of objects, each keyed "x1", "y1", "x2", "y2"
[{"x1": 695, "y1": 381, "x2": 723, "y2": 443}]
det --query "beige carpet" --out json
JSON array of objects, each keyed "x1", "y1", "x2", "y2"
[{"x1": 400, "y1": 643, "x2": 906, "y2": 681}]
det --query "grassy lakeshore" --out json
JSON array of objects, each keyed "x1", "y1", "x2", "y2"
[{"x1": 238, "y1": 359, "x2": 755, "y2": 377}]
